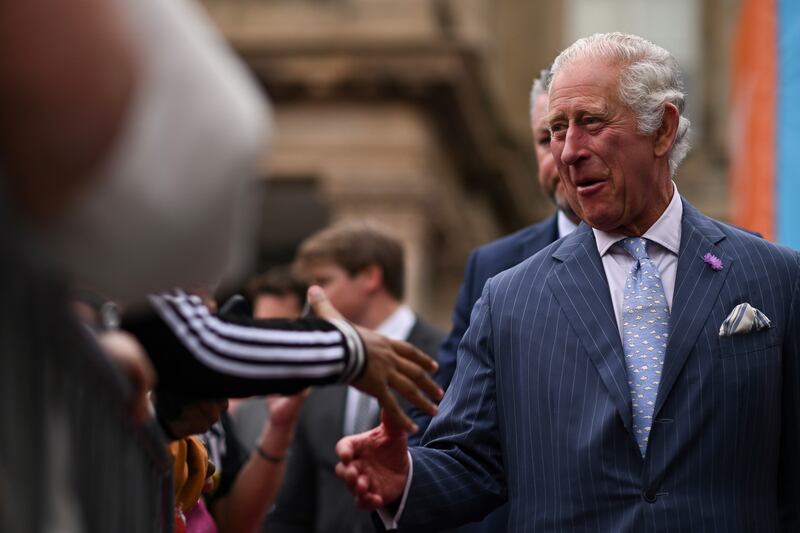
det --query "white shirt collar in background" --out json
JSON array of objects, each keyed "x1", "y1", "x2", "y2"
[
  {"x1": 345, "y1": 305, "x2": 417, "y2": 435},
  {"x1": 375, "y1": 304, "x2": 416, "y2": 342},
  {"x1": 558, "y1": 210, "x2": 579, "y2": 239}
]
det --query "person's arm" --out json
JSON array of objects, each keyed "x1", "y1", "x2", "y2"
[
  {"x1": 261, "y1": 403, "x2": 317, "y2": 533},
  {"x1": 0, "y1": 0, "x2": 137, "y2": 223},
  {"x1": 129, "y1": 288, "x2": 442, "y2": 432},
  {"x1": 212, "y1": 393, "x2": 307, "y2": 533},
  {"x1": 142, "y1": 289, "x2": 366, "y2": 395}
]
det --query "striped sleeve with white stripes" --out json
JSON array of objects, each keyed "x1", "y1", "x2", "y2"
[{"x1": 146, "y1": 289, "x2": 365, "y2": 394}]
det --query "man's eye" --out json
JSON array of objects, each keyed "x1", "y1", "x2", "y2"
[
  {"x1": 537, "y1": 136, "x2": 551, "y2": 146},
  {"x1": 549, "y1": 123, "x2": 566, "y2": 138}
]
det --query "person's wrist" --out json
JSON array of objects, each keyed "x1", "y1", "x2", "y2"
[
  {"x1": 265, "y1": 415, "x2": 298, "y2": 433},
  {"x1": 255, "y1": 445, "x2": 286, "y2": 464},
  {"x1": 256, "y1": 426, "x2": 293, "y2": 460}
]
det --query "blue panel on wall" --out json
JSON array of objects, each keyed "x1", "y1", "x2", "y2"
[{"x1": 777, "y1": 0, "x2": 800, "y2": 247}]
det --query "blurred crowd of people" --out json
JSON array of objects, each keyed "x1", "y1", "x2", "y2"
[
  {"x1": 1, "y1": 0, "x2": 562, "y2": 529},
  {"x1": 0, "y1": 0, "x2": 444, "y2": 531}
]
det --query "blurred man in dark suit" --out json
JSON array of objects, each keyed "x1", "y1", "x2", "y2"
[{"x1": 267, "y1": 222, "x2": 444, "y2": 533}]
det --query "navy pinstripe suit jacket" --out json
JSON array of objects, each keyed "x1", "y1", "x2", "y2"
[
  {"x1": 401, "y1": 200, "x2": 800, "y2": 532},
  {"x1": 409, "y1": 215, "x2": 558, "y2": 533}
]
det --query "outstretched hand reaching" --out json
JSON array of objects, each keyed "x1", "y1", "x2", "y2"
[
  {"x1": 335, "y1": 411, "x2": 411, "y2": 510},
  {"x1": 307, "y1": 286, "x2": 443, "y2": 433}
]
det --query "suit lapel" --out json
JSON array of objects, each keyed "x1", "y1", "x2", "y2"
[
  {"x1": 652, "y1": 201, "x2": 731, "y2": 418},
  {"x1": 547, "y1": 225, "x2": 634, "y2": 432}
]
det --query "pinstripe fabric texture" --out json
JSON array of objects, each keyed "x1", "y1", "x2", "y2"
[
  {"x1": 407, "y1": 215, "x2": 558, "y2": 533},
  {"x1": 400, "y1": 200, "x2": 800, "y2": 532}
]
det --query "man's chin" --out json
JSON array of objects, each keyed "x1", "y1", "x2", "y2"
[
  {"x1": 554, "y1": 198, "x2": 579, "y2": 222},
  {"x1": 578, "y1": 209, "x2": 621, "y2": 232}
]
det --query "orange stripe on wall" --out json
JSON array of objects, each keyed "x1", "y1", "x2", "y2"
[{"x1": 730, "y1": 0, "x2": 776, "y2": 240}]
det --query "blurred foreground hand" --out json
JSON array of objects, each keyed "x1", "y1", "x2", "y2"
[{"x1": 97, "y1": 330, "x2": 156, "y2": 425}]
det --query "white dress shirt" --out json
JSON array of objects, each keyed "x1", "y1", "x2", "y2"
[
  {"x1": 592, "y1": 182, "x2": 682, "y2": 339},
  {"x1": 344, "y1": 305, "x2": 417, "y2": 435}
]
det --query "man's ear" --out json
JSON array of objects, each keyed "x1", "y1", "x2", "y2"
[
  {"x1": 654, "y1": 102, "x2": 679, "y2": 159},
  {"x1": 358, "y1": 264, "x2": 384, "y2": 293}
]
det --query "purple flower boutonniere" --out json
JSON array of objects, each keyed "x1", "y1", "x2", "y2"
[{"x1": 703, "y1": 252, "x2": 723, "y2": 271}]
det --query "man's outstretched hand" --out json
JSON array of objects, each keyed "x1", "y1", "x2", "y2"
[
  {"x1": 308, "y1": 286, "x2": 443, "y2": 433},
  {"x1": 336, "y1": 411, "x2": 411, "y2": 510}
]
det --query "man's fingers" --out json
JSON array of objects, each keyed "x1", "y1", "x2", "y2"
[
  {"x1": 380, "y1": 409, "x2": 411, "y2": 438},
  {"x1": 355, "y1": 474, "x2": 370, "y2": 496},
  {"x1": 337, "y1": 463, "x2": 361, "y2": 491},
  {"x1": 335, "y1": 462, "x2": 367, "y2": 498},
  {"x1": 355, "y1": 493, "x2": 384, "y2": 511},
  {"x1": 388, "y1": 371, "x2": 438, "y2": 417},
  {"x1": 378, "y1": 391, "x2": 417, "y2": 433},
  {"x1": 389, "y1": 338, "x2": 439, "y2": 373},
  {"x1": 307, "y1": 285, "x2": 344, "y2": 321},
  {"x1": 392, "y1": 355, "x2": 444, "y2": 402},
  {"x1": 335, "y1": 462, "x2": 349, "y2": 482},
  {"x1": 336, "y1": 436, "x2": 356, "y2": 463}
]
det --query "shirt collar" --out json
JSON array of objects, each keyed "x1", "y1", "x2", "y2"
[
  {"x1": 593, "y1": 181, "x2": 683, "y2": 257},
  {"x1": 375, "y1": 304, "x2": 416, "y2": 341},
  {"x1": 557, "y1": 210, "x2": 579, "y2": 239}
]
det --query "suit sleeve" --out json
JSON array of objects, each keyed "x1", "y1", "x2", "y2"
[
  {"x1": 399, "y1": 283, "x2": 506, "y2": 531},
  {"x1": 409, "y1": 250, "x2": 480, "y2": 444},
  {"x1": 124, "y1": 289, "x2": 365, "y2": 398},
  {"x1": 778, "y1": 252, "x2": 800, "y2": 528}
]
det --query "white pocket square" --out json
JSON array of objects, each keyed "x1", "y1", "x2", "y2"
[{"x1": 719, "y1": 303, "x2": 771, "y2": 337}]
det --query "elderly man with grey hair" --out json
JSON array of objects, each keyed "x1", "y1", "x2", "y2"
[{"x1": 334, "y1": 32, "x2": 800, "y2": 532}]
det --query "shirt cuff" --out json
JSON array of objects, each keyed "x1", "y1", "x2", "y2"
[
  {"x1": 376, "y1": 451, "x2": 413, "y2": 530},
  {"x1": 327, "y1": 318, "x2": 366, "y2": 383}
]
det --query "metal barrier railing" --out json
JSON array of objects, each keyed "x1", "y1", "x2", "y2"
[{"x1": 0, "y1": 201, "x2": 172, "y2": 533}]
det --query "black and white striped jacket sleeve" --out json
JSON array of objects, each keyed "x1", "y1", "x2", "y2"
[{"x1": 125, "y1": 289, "x2": 366, "y2": 398}]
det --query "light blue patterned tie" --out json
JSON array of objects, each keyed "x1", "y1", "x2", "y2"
[{"x1": 619, "y1": 237, "x2": 670, "y2": 456}]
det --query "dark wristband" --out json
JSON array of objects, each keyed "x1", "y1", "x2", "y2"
[{"x1": 256, "y1": 446, "x2": 286, "y2": 464}]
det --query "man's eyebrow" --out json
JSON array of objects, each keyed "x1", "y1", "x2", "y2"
[
  {"x1": 579, "y1": 106, "x2": 611, "y2": 117},
  {"x1": 544, "y1": 111, "x2": 565, "y2": 125},
  {"x1": 545, "y1": 105, "x2": 610, "y2": 126}
]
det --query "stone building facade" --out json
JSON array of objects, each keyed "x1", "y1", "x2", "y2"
[{"x1": 201, "y1": 0, "x2": 738, "y2": 326}]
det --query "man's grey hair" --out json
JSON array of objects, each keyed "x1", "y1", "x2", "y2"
[
  {"x1": 529, "y1": 67, "x2": 551, "y2": 118},
  {"x1": 550, "y1": 32, "x2": 691, "y2": 176}
]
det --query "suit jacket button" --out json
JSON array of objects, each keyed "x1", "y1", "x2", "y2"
[{"x1": 642, "y1": 489, "x2": 658, "y2": 503}]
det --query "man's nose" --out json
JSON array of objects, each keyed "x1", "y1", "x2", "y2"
[{"x1": 560, "y1": 125, "x2": 585, "y2": 166}]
